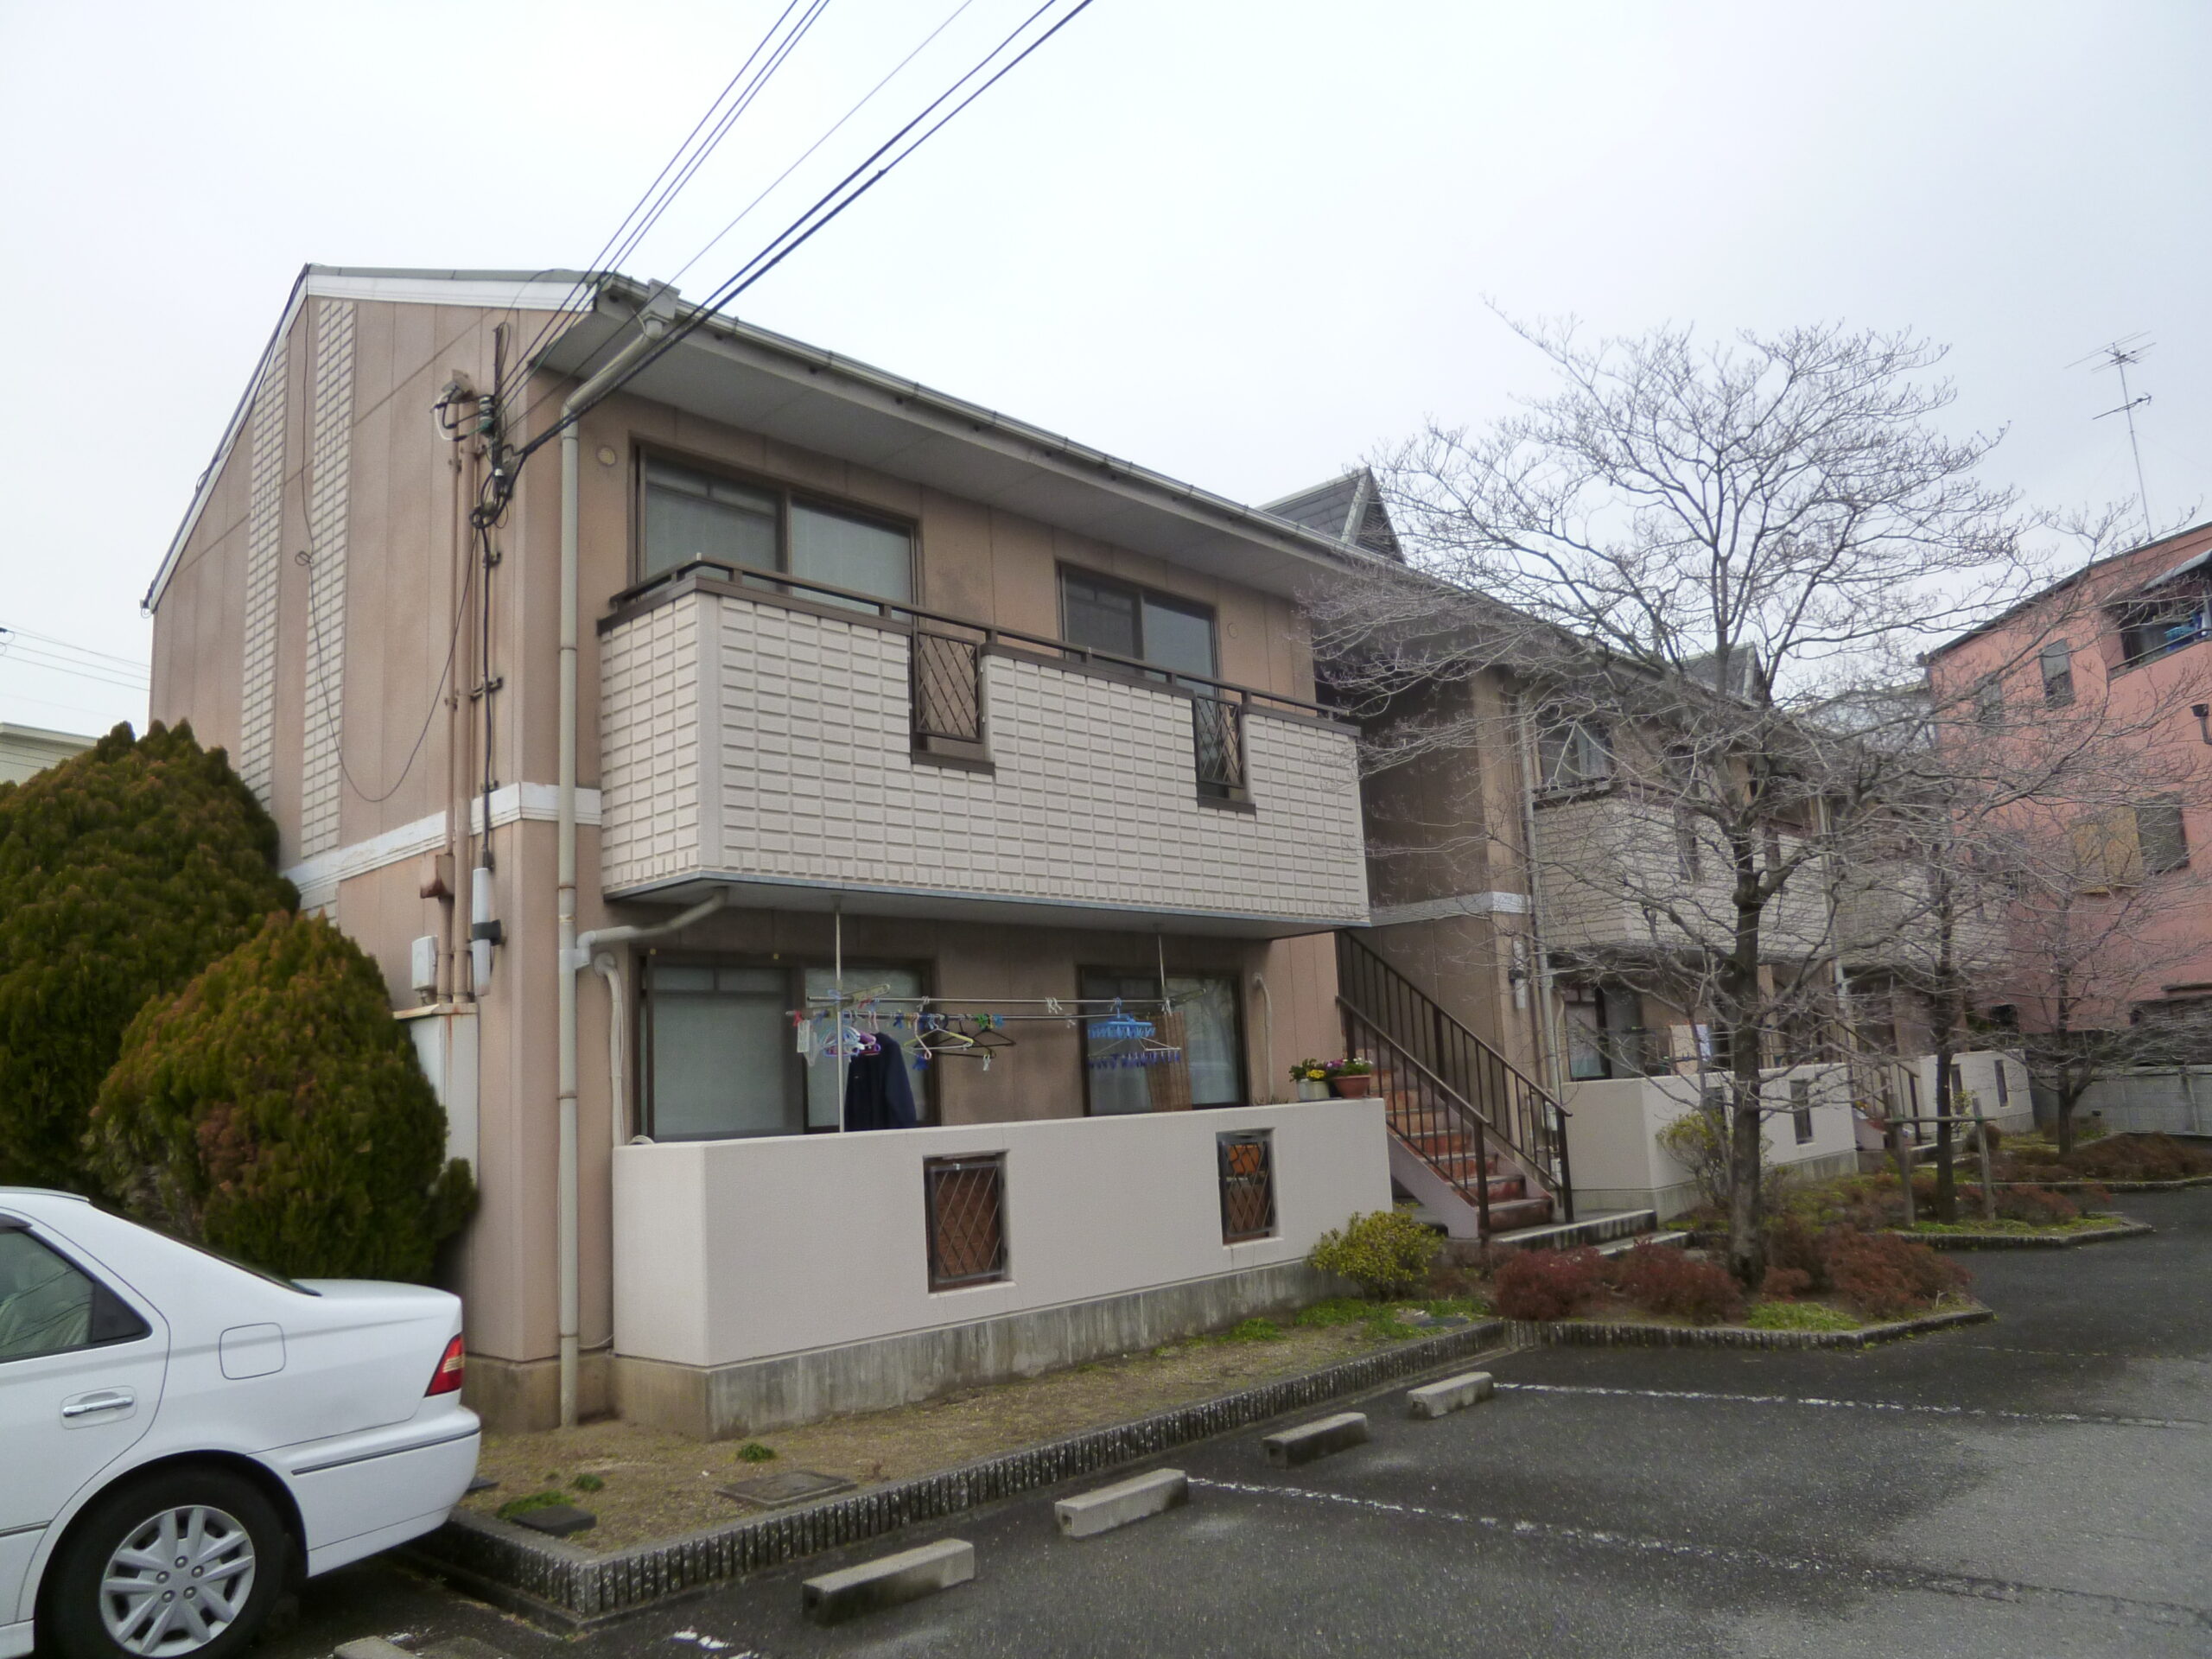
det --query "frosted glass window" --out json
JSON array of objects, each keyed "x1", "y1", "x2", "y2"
[
  {"x1": 790, "y1": 503, "x2": 912, "y2": 608},
  {"x1": 1081, "y1": 971, "x2": 1243, "y2": 1112},
  {"x1": 646, "y1": 961, "x2": 792, "y2": 1139},
  {"x1": 1141, "y1": 595, "x2": 1217, "y2": 680},
  {"x1": 643, "y1": 461, "x2": 778, "y2": 579}
]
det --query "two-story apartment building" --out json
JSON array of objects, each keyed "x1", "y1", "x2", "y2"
[{"x1": 145, "y1": 266, "x2": 1398, "y2": 1436}]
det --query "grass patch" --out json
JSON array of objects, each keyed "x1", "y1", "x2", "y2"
[
  {"x1": 1745, "y1": 1300, "x2": 1862, "y2": 1332},
  {"x1": 1362, "y1": 1313, "x2": 1421, "y2": 1341},
  {"x1": 1290, "y1": 1297, "x2": 1376, "y2": 1329},
  {"x1": 1424, "y1": 1295, "x2": 1487, "y2": 1320},
  {"x1": 1216, "y1": 1318, "x2": 1286, "y2": 1344},
  {"x1": 570, "y1": 1472, "x2": 604, "y2": 1492},
  {"x1": 495, "y1": 1489, "x2": 569, "y2": 1521},
  {"x1": 1904, "y1": 1216, "x2": 2117, "y2": 1236},
  {"x1": 736, "y1": 1441, "x2": 777, "y2": 1463}
]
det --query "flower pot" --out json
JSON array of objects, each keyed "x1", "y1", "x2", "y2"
[
  {"x1": 1295, "y1": 1078, "x2": 1332, "y2": 1102},
  {"x1": 1331, "y1": 1075, "x2": 1375, "y2": 1098}
]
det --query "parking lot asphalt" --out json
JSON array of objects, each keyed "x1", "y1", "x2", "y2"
[{"x1": 257, "y1": 1190, "x2": 2212, "y2": 1659}]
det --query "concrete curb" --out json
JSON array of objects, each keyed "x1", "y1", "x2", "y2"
[
  {"x1": 1886, "y1": 1220, "x2": 2156, "y2": 1250},
  {"x1": 1504, "y1": 1305, "x2": 1993, "y2": 1351},
  {"x1": 1984, "y1": 1175, "x2": 2212, "y2": 1192},
  {"x1": 800, "y1": 1537, "x2": 974, "y2": 1625},
  {"x1": 404, "y1": 1317, "x2": 1510, "y2": 1629},
  {"x1": 1054, "y1": 1469, "x2": 1189, "y2": 1538},
  {"x1": 1262, "y1": 1412, "x2": 1370, "y2": 1466}
]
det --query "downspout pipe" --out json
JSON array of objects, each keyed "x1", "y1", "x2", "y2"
[{"x1": 556, "y1": 302, "x2": 670, "y2": 1430}]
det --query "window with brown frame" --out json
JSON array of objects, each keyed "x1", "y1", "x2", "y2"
[{"x1": 639, "y1": 454, "x2": 915, "y2": 607}]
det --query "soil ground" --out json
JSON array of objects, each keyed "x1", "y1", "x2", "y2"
[{"x1": 462, "y1": 1310, "x2": 1445, "y2": 1550}]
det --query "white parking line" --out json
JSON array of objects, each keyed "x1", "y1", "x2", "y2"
[
  {"x1": 1490, "y1": 1381, "x2": 2209, "y2": 1430},
  {"x1": 1189, "y1": 1478, "x2": 2211, "y2": 1631}
]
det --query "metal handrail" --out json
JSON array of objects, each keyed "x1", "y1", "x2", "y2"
[
  {"x1": 1338, "y1": 1002, "x2": 1492, "y2": 1238},
  {"x1": 605, "y1": 556, "x2": 1339, "y2": 723},
  {"x1": 1337, "y1": 931, "x2": 1573, "y2": 1216}
]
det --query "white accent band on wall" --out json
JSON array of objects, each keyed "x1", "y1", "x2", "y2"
[
  {"x1": 284, "y1": 785, "x2": 602, "y2": 909},
  {"x1": 237, "y1": 345, "x2": 288, "y2": 805},
  {"x1": 299, "y1": 298, "x2": 355, "y2": 859},
  {"x1": 1367, "y1": 891, "x2": 1531, "y2": 927}
]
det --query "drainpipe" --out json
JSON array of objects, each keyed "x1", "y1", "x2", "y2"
[
  {"x1": 578, "y1": 888, "x2": 734, "y2": 1147},
  {"x1": 555, "y1": 302, "x2": 670, "y2": 1431}
]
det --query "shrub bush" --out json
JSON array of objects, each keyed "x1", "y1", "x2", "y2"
[
  {"x1": 1606, "y1": 1244, "x2": 1745, "y2": 1325},
  {"x1": 1822, "y1": 1229, "x2": 1969, "y2": 1321},
  {"x1": 1492, "y1": 1247, "x2": 1608, "y2": 1321},
  {"x1": 0, "y1": 722, "x2": 294, "y2": 1188},
  {"x1": 1764, "y1": 1213, "x2": 1831, "y2": 1291},
  {"x1": 86, "y1": 912, "x2": 474, "y2": 1281},
  {"x1": 1308, "y1": 1208, "x2": 1441, "y2": 1300},
  {"x1": 1760, "y1": 1266, "x2": 1814, "y2": 1300},
  {"x1": 1987, "y1": 1185, "x2": 2080, "y2": 1226},
  {"x1": 2062, "y1": 1134, "x2": 2212, "y2": 1183}
]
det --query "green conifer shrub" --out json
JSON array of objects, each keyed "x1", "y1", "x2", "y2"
[
  {"x1": 86, "y1": 912, "x2": 475, "y2": 1281},
  {"x1": 0, "y1": 722, "x2": 296, "y2": 1188}
]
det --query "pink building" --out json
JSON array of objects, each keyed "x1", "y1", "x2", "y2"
[{"x1": 1925, "y1": 518, "x2": 2212, "y2": 1032}]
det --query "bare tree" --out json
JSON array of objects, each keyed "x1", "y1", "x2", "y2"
[{"x1": 1318, "y1": 316, "x2": 2068, "y2": 1284}]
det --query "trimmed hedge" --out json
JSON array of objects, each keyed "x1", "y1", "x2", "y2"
[
  {"x1": 0, "y1": 722, "x2": 295, "y2": 1188},
  {"x1": 86, "y1": 912, "x2": 474, "y2": 1281}
]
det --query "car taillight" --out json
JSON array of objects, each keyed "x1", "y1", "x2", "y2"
[{"x1": 427, "y1": 1333, "x2": 466, "y2": 1395}]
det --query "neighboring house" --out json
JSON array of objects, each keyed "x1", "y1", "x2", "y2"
[
  {"x1": 1926, "y1": 519, "x2": 2212, "y2": 1027},
  {"x1": 145, "y1": 266, "x2": 1391, "y2": 1436},
  {"x1": 0, "y1": 722, "x2": 94, "y2": 784}
]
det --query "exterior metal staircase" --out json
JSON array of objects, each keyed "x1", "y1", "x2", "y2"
[{"x1": 1336, "y1": 931, "x2": 1575, "y2": 1242}]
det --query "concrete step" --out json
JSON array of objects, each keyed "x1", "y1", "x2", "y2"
[
  {"x1": 1484, "y1": 1208, "x2": 1664, "y2": 1255},
  {"x1": 1484, "y1": 1194, "x2": 1554, "y2": 1230}
]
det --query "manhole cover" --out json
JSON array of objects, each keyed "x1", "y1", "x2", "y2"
[{"x1": 716, "y1": 1469, "x2": 858, "y2": 1510}]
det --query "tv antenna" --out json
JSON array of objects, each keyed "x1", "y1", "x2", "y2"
[{"x1": 2070, "y1": 334, "x2": 2155, "y2": 539}]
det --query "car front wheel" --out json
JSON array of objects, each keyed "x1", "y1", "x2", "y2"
[{"x1": 44, "y1": 1467, "x2": 289, "y2": 1659}]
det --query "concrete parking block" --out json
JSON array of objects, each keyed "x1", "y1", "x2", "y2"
[
  {"x1": 1408, "y1": 1370, "x2": 1496, "y2": 1419},
  {"x1": 1054, "y1": 1468, "x2": 1190, "y2": 1538},
  {"x1": 801, "y1": 1537, "x2": 976, "y2": 1625},
  {"x1": 1262, "y1": 1411, "x2": 1370, "y2": 1467}
]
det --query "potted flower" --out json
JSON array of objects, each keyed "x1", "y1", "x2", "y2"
[
  {"x1": 1289, "y1": 1059, "x2": 1332, "y2": 1102},
  {"x1": 1325, "y1": 1057, "x2": 1376, "y2": 1098}
]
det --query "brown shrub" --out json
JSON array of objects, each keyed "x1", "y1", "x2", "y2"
[
  {"x1": 1764, "y1": 1213, "x2": 1831, "y2": 1291},
  {"x1": 1607, "y1": 1245, "x2": 1745, "y2": 1325},
  {"x1": 1491, "y1": 1247, "x2": 1608, "y2": 1321},
  {"x1": 1824, "y1": 1230, "x2": 1970, "y2": 1321},
  {"x1": 2063, "y1": 1134, "x2": 2212, "y2": 1183},
  {"x1": 1761, "y1": 1266, "x2": 1814, "y2": 1300}
]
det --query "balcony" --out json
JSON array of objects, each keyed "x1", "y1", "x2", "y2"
[
  {"x1": 1834, "y1": 863, "x2": 2007, "y2": 972},
  {"x1": 596, "y1": 564, "x2": 1369, "y2": 933},
  {"x1": 1532, "y1": 793, "x2": 1828, "y2": 958}
]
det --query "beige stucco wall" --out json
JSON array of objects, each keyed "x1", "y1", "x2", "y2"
[{"x1": 611, "y1": 1099, "x2": 1389, "y2": 1371}]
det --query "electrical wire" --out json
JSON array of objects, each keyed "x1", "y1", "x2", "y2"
[
  {"x1": 501, "y1": 0, "x2": 834, "y2": 418},
  {"x1": 669, "y1": 0, "x2": 982, "y2": 288},
  {"x1": 499, "y1": 0, "x2": 1097, "y2": 489},
  {"x1": 0, "y1": 640, "x2": 150, "y2": 694},
  {"x1": 0, "y1": 623, "x2": 149, "y2": 672}
]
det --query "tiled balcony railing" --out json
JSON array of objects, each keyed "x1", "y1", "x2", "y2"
[
  {"x1": 596, "y1": 563, "x2": 1369, "y2": 926},
  {"x1": 1532, "y1": 793, "x2": 1829, "y2": 957}
]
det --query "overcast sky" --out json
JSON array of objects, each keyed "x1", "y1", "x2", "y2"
[{"x1": 2, "y1": 0, "x2": 2205, "y2": 736}]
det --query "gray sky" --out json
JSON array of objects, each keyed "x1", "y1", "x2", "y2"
[{"x1": 2, "y1": 0, "x2": 2204, "y2": 735}]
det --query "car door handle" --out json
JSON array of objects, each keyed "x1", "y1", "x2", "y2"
[{"x1": 60, "y1": 1389, "x2": 135, "y2": 1420}]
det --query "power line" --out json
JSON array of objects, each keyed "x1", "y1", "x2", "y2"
[
  {"x1": 670, "y1": 0, "x2": 982, "y2": 287},
  {"x1": 0, "y1": 623, "x2": 149, "y2": 672},
  {"x1": 503, "y1": 0, "x2": 835, "y2": 417},
  {"x1": 502, "y1": 0, "x2": 1098, "y2": 487}
]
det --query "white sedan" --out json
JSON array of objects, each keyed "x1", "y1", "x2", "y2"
[{"x1": 0, "y1": 1188, "x2": 480, "y2": 1659}]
